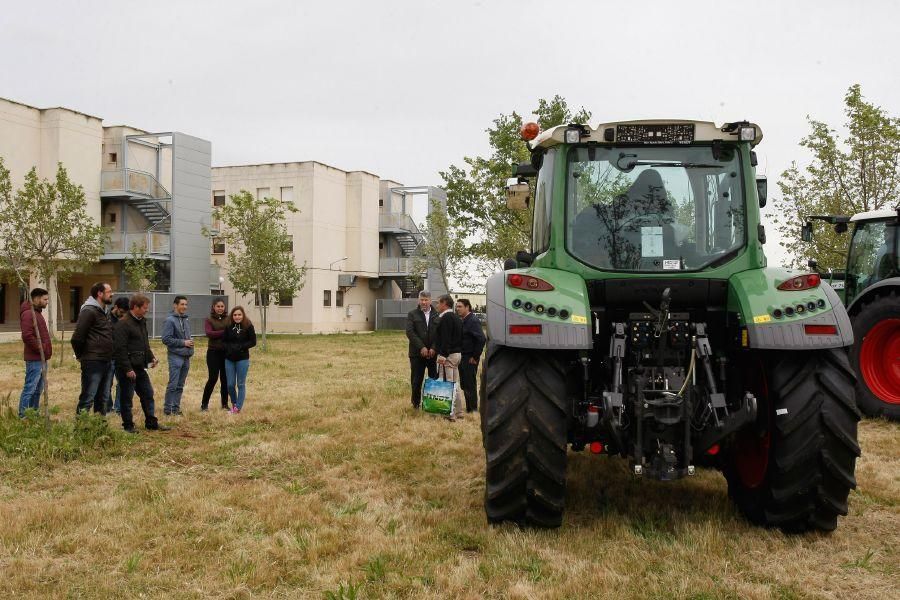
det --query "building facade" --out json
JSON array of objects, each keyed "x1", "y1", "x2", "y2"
[
  {"x1": 0, "y1": 97, "x2": 212, "y2": 333},
  {"x1": 211, "y1": 163, "x2": 438, "y2": 333}
]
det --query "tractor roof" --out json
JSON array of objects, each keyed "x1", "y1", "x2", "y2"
[
  {"x1": 531, "y1": 119, "x2": 764, "y2": 149},
  {"x1": 850, "y1": 208, "x2": 900, "y2": 222}
]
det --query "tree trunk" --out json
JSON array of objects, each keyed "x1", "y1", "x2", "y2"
[{"x1": 52, "y1": 275, "x2": 68, "y2": 367}]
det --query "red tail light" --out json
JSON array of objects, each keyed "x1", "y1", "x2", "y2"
[
  {"x1": 804, "y1": 324, "x2": 837, "y2": 335},
  {"x1": 509, "y1": 324, "x2": 542, "y2": 335},
  {"x1": 777, "y1": 273, "x2": 821, "y2": 291},
  {"x1": 706, "y1": 444, "x2": 720, "y2": 456},
  {"x1": 507, "y1": 273, "x2": 554, "y2": 291},
  {"x1": 590, "y1": 441, "x2": 604, "y2": 454}
]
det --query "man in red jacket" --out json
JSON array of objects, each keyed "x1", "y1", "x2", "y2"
[{"x1": 19, "y1": 287, "x2": 52, "y2": 418}]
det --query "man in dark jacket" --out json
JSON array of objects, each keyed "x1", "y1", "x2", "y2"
[
  {"x1": 103, "y1": 297, "x2": 131, "y2": 414},
  {"x1": 405, "y1": 290, "x2": 439, "y2": 409},
  {"x1": 432, "y1": 294, "x2": 464, "y2": 420},
  {"x1": 456, "y1": 298, "x2": 486, "y2": 413},
  {"x1": 71, "y1": 282, "x2": 114, "y2": 414},
  {"x1": 161, "y1": 295, "x2": 194, "y2": 416},
  {"x1": 19, "y1": 288, "x2": 52, "y2": 417},
  {"x1": 113, "y1": 294, "x2": 166, "y2": 433}
]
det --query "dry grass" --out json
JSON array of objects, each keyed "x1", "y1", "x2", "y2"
[{"x1": 0, "y1": 332, "x2": 897, "y2": 599}]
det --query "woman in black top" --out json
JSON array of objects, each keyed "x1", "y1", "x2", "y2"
[
  {"x1": 223, "y1": 306, "x2": 257, "y2": 414},
  {"x1": 201, "y1": 298, "x2": 229, "y2": 411}
]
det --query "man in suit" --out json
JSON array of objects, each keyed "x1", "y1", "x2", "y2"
[
  {"x1": 433, "y1": 294, "x2": 464, "y2": 420},
  {"x1": 456, "y1": 298, "x2": 486, "y2": 413},
  {"x1": 405, "y1": 290, "x2": 439, "y2": 409}
]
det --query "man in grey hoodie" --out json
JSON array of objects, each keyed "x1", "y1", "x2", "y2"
[{"x1": 161, "y1": 295, "x2": 194, "y2": 415}]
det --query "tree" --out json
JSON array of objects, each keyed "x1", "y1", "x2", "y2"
[
  {"x1": 0, "y1": 161, "x2": 107, "y2": 374},
  {"x1": 123, "y1": 242, "x2": 157, "y2": 291},
  {"x1": 412, "y1": 199, "x2": 464, "y2": 293},
  {"x1": 772, "y1": 85, "x2": 900, "y2": 270},
  {"x1": 208, "y1": 191, "x2": 306, "y2": 351},
  {"x1": 441, "y1": 95, "x2": 591, "y2": 287}
]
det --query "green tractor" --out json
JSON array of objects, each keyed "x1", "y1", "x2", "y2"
[
  {"x1": 804, "y1": 209, "x2": 900, "y2": 419},
  {"x1": 481, "y1": 120, "x2": 860, "y2": 533}
]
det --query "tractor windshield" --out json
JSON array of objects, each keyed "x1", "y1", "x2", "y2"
[
  {"x1": 566, "y1": 146, "x2": 746, "y2": 271},
  {"x1": 846, "y1": 219, "x2": 899, "y2": 303}
]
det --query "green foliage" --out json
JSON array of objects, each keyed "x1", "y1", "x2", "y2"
[
  {"x1": 123, "y1": 241, "x2": 157, "y2": 291},
  {"x1": 412, "y1": 199, "x2": 464, "y2": 292},
  {"x1": 207, "y1": 190, "x2": 307, "y2": 350},
  {"x1": 323, "y1": 580, "x2": 362, "y2": 600},
  {"x1": 0, "y1": 399, "x2": 125, "y2": 464},
  {"x1": 772, "y1": 85, "x2": 900, "y2": 269},
  {"x1": 441, "y1": 95, "x2": 590, "y2": 287}
]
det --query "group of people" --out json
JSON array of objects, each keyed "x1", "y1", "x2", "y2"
[
  {"x1": 406, "y1": 290, "x2": 486, "y2": 421},
  {"x1": 17, "y1": 283, "x2": 257, "y2": 432}
]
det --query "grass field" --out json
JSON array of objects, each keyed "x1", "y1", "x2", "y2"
[{"x1": 0, "y1": 331, "x2": 897, "y2": 599}]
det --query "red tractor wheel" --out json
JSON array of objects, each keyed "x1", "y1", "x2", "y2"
[{"x1": 850, "y1": 292, "x2": 900, "y2": 420}]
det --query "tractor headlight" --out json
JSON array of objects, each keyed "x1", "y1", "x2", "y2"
[
  {"x1": 565, "y1": 128, "x2": 582, "y2": 144},
  {"x1": 739, "y1": 126, "x2": 757, "y2": 142}
]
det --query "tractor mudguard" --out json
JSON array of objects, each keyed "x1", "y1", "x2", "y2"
[
  {"x1": 728, "y1": 268, "x2": 853, "y2": 350},
  {"x1": 846, "y1": 277, "x2": 900, "y2": 315},
  {"x1": 486, "y1": 267, "x2": 592, "y2": 350}
]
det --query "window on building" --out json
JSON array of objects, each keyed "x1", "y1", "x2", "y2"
[
  {"x1": 278, "y1": 291, "x2": 293, "y2": 306},
  {"x1": 69, "y1": 287, "x2": 82, "y2": 323},
  {"x1": 212, "y1": 238, "x2": 225, "y2": 254},
  {"x1": 257, "y1": 187, "x2": 270, "y2": 200},
  {"x1": 379, "y1": 242, "x2": 383, "y2": 250},
  {"x1": 336, "y1": 290, "x2": 344, "y2": 307},
  {"x1": 280, "y1": 186, "x2": 293, "y2": 203},
  {"x1": 0, "y1": 283, "x2": 6, "y2": 323},
  {"x1": 254, "y1": 290, "x2": 270, "y2": 306},
  {"x1": 213, "y1": 191, "x2": 226, "y2": 207},
  {"x1": 108, "y1": 152, "x2": 117, "y2": 164},
  {"x1": 379, "y1": 198, "x2": 383, "y2": 207},
  {"x1": 109, "y1": 213, "x2": 117, "y2": 224},
  {"x1": 282, "y1": 237, "x2": 293, "y2": 253},
  {"x1": 323, "y1": 290, "x2": 331, "y2": 307}
]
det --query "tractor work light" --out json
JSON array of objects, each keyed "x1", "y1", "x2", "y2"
[
  {"x1": 520, "y1": 122, "x2": 540, "y2": 141},
  {"x1": 509, "y1": 324, "x2": 542, "y2": 335},
  {"x1": 507, "y1": 273, "x2": 554, "y2": 291},
  {"x1": 777, "y1": 273, "x2": 821, "y2": 291},
  {"x1": 565, "y1": 128, "x2": 582, "y2": 144},
  {"x1": 739, "y1": 126, "x2": 757, "y2": 142}
]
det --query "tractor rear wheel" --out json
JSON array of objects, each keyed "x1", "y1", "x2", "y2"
[
  {"x1": 723, "y1": 349, "x2": 861, "y2": 533},
  {"x1": 482, "y1": 342, "x2": 569, "y2": 527},
  {"x1": 850, "y1": 291, "x2": 900, "y2": 420}
]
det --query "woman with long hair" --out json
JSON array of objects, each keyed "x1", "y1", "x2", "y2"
[
  {"x1": 201, "y1": 297, "x2": 229, "y2": 411},
  {"x1": 223, "y1": 306, "x2": 257, "y2": 414}
]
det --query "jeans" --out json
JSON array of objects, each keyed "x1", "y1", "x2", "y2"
[
  {"x1": 409, "y1": 355, "x2": 438, "y2": 408},
  {"x1": 164, "y1": 354, "x2": 191, "y2": 413},
  {"x1": 76, "y1": 359, "x2": 113, "y2": 414},
  {"x1": 19, "y1": 360, "x2": 45, "y2": 417},
  {"x1": 202, "y1": 349, "x2": 228, "y2": 409},
  {"x1": 118, "y1": 368, "x2": 159, "y2": 430},
  {"x1": 103, "y1": 361, "x2": 122, "y2": 414},
  {"x1": 225, "y1": 359, "x2": 250, "y2": 410}
]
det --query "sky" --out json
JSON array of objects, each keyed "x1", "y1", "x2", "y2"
[{"x1": 1, "y1": 0, "x2": 898, "y2": 270}]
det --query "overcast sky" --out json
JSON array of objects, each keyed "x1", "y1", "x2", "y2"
[{"x1": 2, "y1": 0, "x2": 898, "y2": 268}]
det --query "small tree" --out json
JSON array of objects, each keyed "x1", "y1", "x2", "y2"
[
  {"x1": 208, "y1": 191, "x2": 306, "y2": 350},
  {"x1": 412, "y1": 199, "x2": 464, "y2": 293},
  {"x1": 772, "y1": 85, "x2": 900, "y2": 270},
  {"x1": 123, "y1": 242, "x2": 157, "y2": 291}
]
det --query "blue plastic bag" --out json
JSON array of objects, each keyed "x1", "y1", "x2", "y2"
[{"x1": 421, "y1": 369, "x2": 456, "y2": 416}]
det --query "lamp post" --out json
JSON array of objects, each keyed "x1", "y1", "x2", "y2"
[{"x1": 329, "y1": 256, "x2": 349, "y2": 271}]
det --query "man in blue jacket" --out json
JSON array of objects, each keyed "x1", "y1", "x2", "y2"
[
  {"x1": 456, "y1": 298, "x2": 486, "y2": 413},
  {"x1": 161, "y1": 295, "x2": 194, "y2": 415}
]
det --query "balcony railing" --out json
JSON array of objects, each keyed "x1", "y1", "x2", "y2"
[
  {"x1": 379, "y1": 212, "x2": 421, "y2": 235},
  {"x1": 104, "y1": 231, "x2": 171, "y2": 257},
  {"x1": 101, "y1": 168, "x2": 170, "y2": 200},
  {"x1": 379, "y1": 257, "x2": 422, "y2": 276}
]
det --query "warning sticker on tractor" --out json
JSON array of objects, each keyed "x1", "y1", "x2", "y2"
[
  {"x1": 663, "y1": 259, "x2": 681, "y2": 270},
  {"x1": 753, "y1": 314, "x2": 772, "y2": 324},
  {"x1": 572, "y1": 315, "x2": 587, "y2": 324},
  {"x1": 641, "y1": 227, "x2": 663, "y2": 257}
]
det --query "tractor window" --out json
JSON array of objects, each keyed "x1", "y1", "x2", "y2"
[
  {"x1": 846, "y1": 220, "x2": 898, "y2": 302},
  {"x1": 532, "y1": 149, "x2": 555, "y2": 255},
  {"x1": 566, "y1": 145, "x2": 745, "y2": 271}
]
